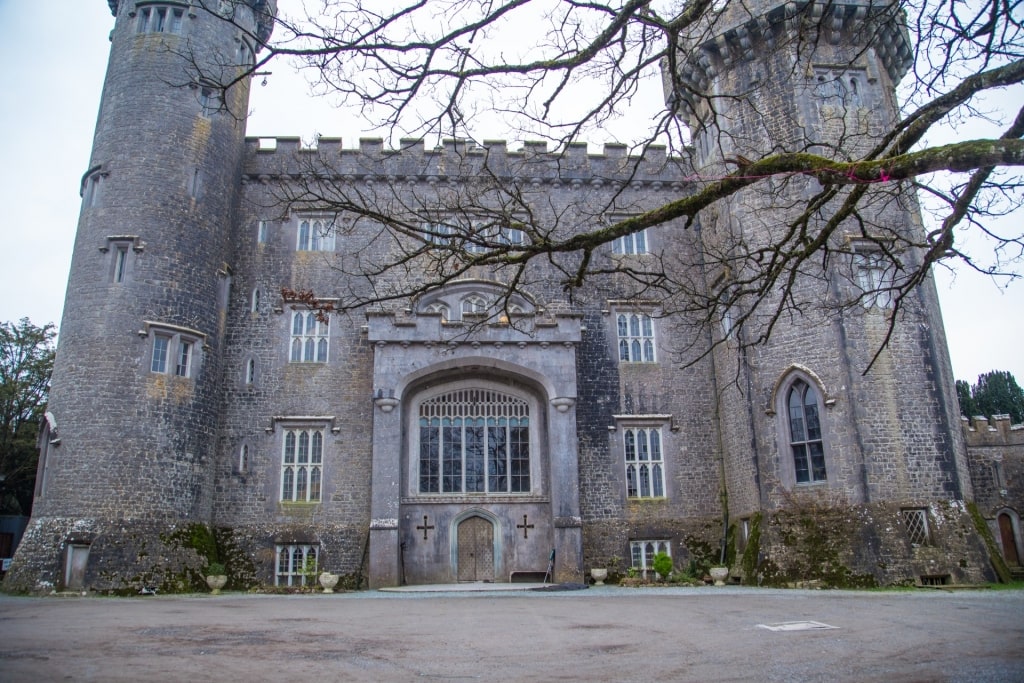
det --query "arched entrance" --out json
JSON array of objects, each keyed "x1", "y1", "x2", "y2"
[
  {"x1": 457, "y1": 516, "x2": 495, "y2": 581},
  {"x1": 998, "y1": 512, "x2": 1021, "y2": 566}
]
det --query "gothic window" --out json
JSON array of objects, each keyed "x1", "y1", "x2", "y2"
[
  {"x1": 296, "y1": 217, "x2": 335, "y2": 251},
  {"x1": 624, "y1": 428, "x2": 665, "y2": 498},
  {"x1": 275, "y1": 544, "x2": 317, "y2": 586},
  {"x1": 613, "y1": 229, "x2": 648, "y2": 255},
  {"x1": 814, "y1": 67, "x2": 865, "y2": 107},
  {"x1": 290, "y1": 312, "x2": 329, "y2": 363},
  {"x1": 787, "y1": 379, "x2": 827, "y2": 484},
  {"x1": 461, "y1": 295, "x2": 488, "y2": 316},
  {"x1": 136, "y1": 5, "x2": 185, "y2": 34},
  {"x1": 853, "y1": 249, "x2": 894, "y2": 309},
  {"x1": 281, "y1": 429, "x2": 323, "y2": 502},
  {"x1": 418, "y1": 389, "x2": 531, "y2": 495},
  {"x1": 630, "y1": 540, "x2": 670, "y2": 570},
  {"x1": 424, "y1": 302, "x2": 450, "y2": 321},
  {"x1": 257, "y1": 220, "x2": 268, "y2": 243},
  {"x1": 617, "y1": 313, "x2": 656, "y2": 362}
]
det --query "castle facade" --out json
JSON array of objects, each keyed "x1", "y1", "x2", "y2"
[{"x1": 8, "y1": 0, "x2": 1018, "y2": 592}]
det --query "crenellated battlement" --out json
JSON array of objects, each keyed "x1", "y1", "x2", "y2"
[
  {"x1": 962, "y1": 415, "x2": 1024, "y2": 448},
  {"x1": 242, "y1": 137, "x2": 692, "y2": 189}
]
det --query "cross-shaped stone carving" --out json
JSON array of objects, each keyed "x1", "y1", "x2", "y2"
[
  {"x1": 416, "y1": 515, "x2": 435, "y2": 541},
  {"x1": 517, "y1": 514, "x2": 535, "y2": 539}
]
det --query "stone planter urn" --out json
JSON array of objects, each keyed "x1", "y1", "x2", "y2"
[
  {"x1": 318, "y1": 572, "x2": 340, "y2": 593},
  {"x1": 590, "y1": 568, "x2": 608, "y2": 586},
  {"x1": 709, "y1": 567, "x2": 729, "y2": 587},
  {"x1": 205, "y1": 575, "x2": 227, "y2": 595}
]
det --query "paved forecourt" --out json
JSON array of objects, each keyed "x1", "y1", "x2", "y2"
[{"x1": 1, "y1": 586, "x2": 1022, "y2": 682}]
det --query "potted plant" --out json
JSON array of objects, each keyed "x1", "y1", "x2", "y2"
[
  {"x1": 589, "y1": 567, "x2": 608, "y2": 585},
  {"x1": 318, "y1": 571, "x2": 340, "y2": 593},
  {"x1": 205, "y1": 562, "x2": 227, "y2": 595}
]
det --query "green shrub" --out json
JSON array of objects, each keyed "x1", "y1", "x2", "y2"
[{"x1": 652, "y1": 551, "x2": 672, "y2": 579}]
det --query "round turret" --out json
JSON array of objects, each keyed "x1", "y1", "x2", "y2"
[{"x1": 7, "y1": 0, "x2": 276, "y2": 592}]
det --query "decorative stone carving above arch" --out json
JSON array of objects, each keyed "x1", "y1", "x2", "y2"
[
  {"x1": 765, "y1": 363, "x2": 836, "y2": 416},
  {"x1": 414, "y1": 279, "x2": 536, "y2": 323}
]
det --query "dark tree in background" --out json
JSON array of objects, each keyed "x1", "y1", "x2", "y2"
[
  {"x1": 0, "y1": 319, "x2": 56, "y2": 515},
  {"x1": 958, "y1": 370, "x2": 1024, "y2": 423}
]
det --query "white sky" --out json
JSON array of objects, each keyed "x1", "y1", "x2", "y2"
[{"x1": 0, "y1": 1, "x2": 1020, "y2": 384}]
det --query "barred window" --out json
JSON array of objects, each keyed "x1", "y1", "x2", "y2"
[
  {"x1": 275, "y1": 544, "x2": 317, "y2": 586},
  {"x1": 617, "y1": 313, "x2": 656, "y2": 363},
  {"x1": 902, "y1": 508, "x2": 932, "y2": 547},
  {"x1": 624, "y1": 428, "x2": 665, "y2": 498},
  {"x1": 290, "y1": 312, "x2": 329, "y2": 363},
  {"x1": 418, "y1": 389, "x2": 531, "y2": 494},
  {"x1": 281, "y1": 429, "x2": 323, "y2": 502}
]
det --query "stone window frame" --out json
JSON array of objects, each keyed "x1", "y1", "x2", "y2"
[
  {"x1": 612, "y1": 415, "x2": 671, "y2": 500},
  {"x1": 812, "y1": 65, "x2": 868, "y2": 108},
  {"x1": 100, "y1": 235, "x2": 142, "y2": 284},
  {"x1": 415, "y1": 280, "x2": 534, "y2": 324},
  {"x1": 610, "y1": 305, "x2": 658, "y2": 363},
  {"x1": 770, "y1": 367, "x2": 836, "y2": 489},
  {"x1": 257, "y1": 220, "x2": 269, "y2": 244},
  {"x1": 279, "y1": 426, "x2": 326, "y2": 503},
  {"x1": 288, "y1": 310, "x2": 330, "y2": 363},
  {"x1": 80, "y1": 166, "x2": 108, "y2": 209},
  {"x1": 275, "y1": 543, "x2": 318, "y2": 587},
  {"x1": 850, "y1": 241, "x2": 896, "y2": 309},
  {"x1": 630, "y1": 539, "x2": 670, "y2": 571},
  {"x1": 901, "y1": 508, "x2": 933, "y2": 547},
  {"x1": 408, "y1": 380, "x2": 541, "y2": 500},
  {"x1": 296, "y1": 215, "x2": 336, "y2": 252},
  {"x1": 141, "y1": 321, "x2": 205, "y2": 379},
  {"x1": 133, "y1": 3, "x2": 186, "y2": 35},
  {"x1": 421, "y1": 215, "x2": 527, "y2": 253},
  {"x1": 237, "y1": 442, "x2": 250, "y2": 475}
]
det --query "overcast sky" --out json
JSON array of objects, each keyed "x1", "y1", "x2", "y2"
[{"x1": 0, "y1": 1, "x2": 1020, "y2": 384}]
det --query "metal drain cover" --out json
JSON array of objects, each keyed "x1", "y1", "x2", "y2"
[{"x1": 757, "y1": 621, "x2": 839, "y2": 632}]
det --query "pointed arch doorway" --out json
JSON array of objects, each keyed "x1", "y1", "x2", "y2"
[
  {"x1": 457, "y1": 516, "x2": 495, "y2": 582},
  {"x1": 998, "y1": 513, "x2": 1021, "y2": 566}
]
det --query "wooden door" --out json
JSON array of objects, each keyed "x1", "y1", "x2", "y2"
[
  {"x1": 457, "y1": 517, "x2": 494, "y2": 582},
  {"x1": 998, "y1": 513, "x2": 1020, "y2": 566}
]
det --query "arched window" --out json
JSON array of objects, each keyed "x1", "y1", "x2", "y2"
[
  {"x1": 238, "y1": 444, "x2": 249, "y2": 474},
  {"x1": 290, "y1": 311, "x2": 329, "y2": 363},
  {"x1": 461, "y1": 295, "x2": 488, "y2": 316},
  {"x1": 251, "y1": 288, "x2": 261, "y2": 313},
  {"x1": 617, "y1": 313, "x2": 656, "y2": 362},
  {"x1": 245, "y1": 358, "x2": 256, "y2": 385},
  {"x1": 787, "y1": 379, "x2": 827, "y2": 483},
  {"x1": 624, "y1": 428, "x2": 665, "y2": 498},
  {"x1": 418, "y1": 388, "x2": 530, "y2": 495},
  {"x1": 281, "y1": 428, "x2": 323, "y2": 501}
]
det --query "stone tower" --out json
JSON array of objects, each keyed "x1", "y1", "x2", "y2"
[
  {"x1": 668, "y1": 0, "x2": 980, "y2": 579},
  {"x1": 7, "y1": 0, "x2": 276, "y2": 591}
]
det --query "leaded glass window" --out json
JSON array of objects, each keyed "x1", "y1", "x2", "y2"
[
  {"x1": 418, "y1": 389, "x2": 530, "y2": 494},
  {"x1": 631, "y1": 540, "x2": 670, "y2": 569},
  {"x1": 275, "y1": 544, "x2": 317, "y2": 586},
  {"x1": 290, "y1": 312, "x2": 329, "y2": 363},
  {"x1": 297, "y1": 217, "x2": 335, "y2": 251},
  {"x1": 617, "y1": 313, "x2": 656, "y2": 362},
  {"x1": 281, "y1": 429, "x2": 323, "y2": 502},
  {"x1": 788, "y1": 380, "x2": 827, "y2": 483},
  {"x1": 624, "y1": 428, "x2": 665, "y2": 498}
]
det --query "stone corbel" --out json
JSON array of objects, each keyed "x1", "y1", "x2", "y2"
[{"x1": 550, "y1": 397, "x2": 576, "y2": 413}]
